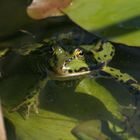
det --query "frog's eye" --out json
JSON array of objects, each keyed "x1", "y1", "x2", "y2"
[{"x1": 74, "y1": 48, "x2": 84, "y2": 58}]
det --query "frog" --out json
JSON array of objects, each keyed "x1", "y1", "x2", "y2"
[{"x1": 11, "y1": 39, "x2": 140, "y2": 118}]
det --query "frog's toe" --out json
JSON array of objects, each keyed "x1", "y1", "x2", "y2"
[
  {"x1": 11, "y1": 93, "x2": 39, "y2": 118},
  {"x1": 25, "y1": 101, "x2": 39, "y2": 118}
]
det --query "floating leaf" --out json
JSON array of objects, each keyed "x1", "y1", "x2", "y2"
[
  {"x1": 27, "y1": 0, "x2": 72, "y2": 20},
  {"x1": 64, "y1": 0, "x2": 140, "y2": 46}
]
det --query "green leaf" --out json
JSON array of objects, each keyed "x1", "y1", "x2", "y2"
[
  {"x1": 72, "y1": 120, "x2": 109, "y2": 140},
  {"x1": 65, "y1": 0, "x2": 140, "y2": 46},
  {"x1": 5, "y1": 109, "x2": 77, "y2": 140},
  {"x1": 1, "y1": 23, "x2": 140, "y2": 139}
]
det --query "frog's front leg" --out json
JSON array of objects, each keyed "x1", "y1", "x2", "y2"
[
  {"x1": 12, "y1": 77, "x2": 48, "y2": 118},
  {"x1": 99, "y1": 66, "x2": 140, "y2": 95}
]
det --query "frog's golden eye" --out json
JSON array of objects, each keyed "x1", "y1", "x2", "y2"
[{"x1": 74, "y1": 48, "x2": 84, "y2": 58}]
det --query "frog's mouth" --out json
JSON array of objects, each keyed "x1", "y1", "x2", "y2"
[
  {"x1": 48, "y1": 69, "x2": 93, "y2": 80},
  {"x1": 48, "y1": 62, "x2": 105, "y2": 80}
]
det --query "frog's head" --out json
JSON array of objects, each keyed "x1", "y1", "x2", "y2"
[{"x1": 48, "y1": 46, "x2": 105, "y2": 79}]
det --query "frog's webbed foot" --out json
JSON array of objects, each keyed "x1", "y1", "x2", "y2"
[
  {"x1": 11, "y1": 91, "x2": 39, "y2": 118},
  {"x1": 11, "y1": 78, "x2": 48, "y2": 118}
]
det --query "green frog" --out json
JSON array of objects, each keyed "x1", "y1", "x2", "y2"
[{"x1": 11, "y1": 39, "x2": 140, "y2": 117}]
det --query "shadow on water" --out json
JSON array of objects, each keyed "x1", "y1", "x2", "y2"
[
  {"x1": 40, "y1": 80, "x2": 122, "y2": 124},
  {"x1": 41, "y1": 81, "x2": 108, "y2": 119},
  {"x1": 39, "y1": 79, "x2": 129, "y2": 139},
  {"x1": 96, "y1": 78, "x2": 133, "y2": 106}
]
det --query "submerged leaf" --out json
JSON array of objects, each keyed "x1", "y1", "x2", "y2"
[{"x1": 72, "y1": 120, "x2": 109, "y2": 140}]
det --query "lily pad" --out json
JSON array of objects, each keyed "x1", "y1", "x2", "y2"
[
  {"x1": 27, "y1": 0, "x2": 72, "y2": 20},
  {"x1": 64, "y1": 0, "x2": 140, "y2": 46}
]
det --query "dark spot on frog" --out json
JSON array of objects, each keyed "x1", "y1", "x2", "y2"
[
  {"x1": 112, "y1": 46, "x2": 115, "y2": 50},
  {"x1": 95, "y1": 45, "x2": 104, "y2": 52},
  {"x1": 110, "y1": 68, "x2": 114, "y2": 71},
  {"x1": 126, "y1": 79, "x2": 137, "y2": 85},
  {"x1": 110, "y1": 51, "x2": 114, "y2": 56},
  {"x1": 120, "y1": 75, "x2": 123, "y2": 77},
  {"x1": 114, "y1": 77, "x2": 118, "y2": 80},
  {"x1": 80, "y1": 67, "x2": 89, "y2": 71},
  {"x1": 75, "y1": 67, "x2": 89, "y2": 72},
  {"x1": 104, "y1": 55, "x2": 107, "y2": 58},
  {"x1": 74, "y1": 69, "x2": 78, "y2": 72},
  {"x1": 68, "y1": 70, "x2": 73, "y2": 73},
  {"x1": 73, "y1": 56, "x2": 76, "y2": 59},
  {"x1": 97, "y1": 57, "x2": 101, "y2": 60},
  {"x1": 115, "y1": 74, "x2": 119, "y2": 78},
  {"x1": 99, "y1": 71, "x2": 111, "y2": 77}
]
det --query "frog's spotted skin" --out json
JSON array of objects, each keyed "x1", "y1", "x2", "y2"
[
  {"x1": 100, "y1": 67, "x2": 140, "y2": 92},
  {"x1": 92, "y1": 41, "x2": 115, "y2": 64},
  {"x1": 92, "y1": 41, "x2": 140, "y2": 94},
  {"x1": 12, "y1": 39, "x2": 140, "y2": 117},
  {"x1": 11, "y1": 78, "x2": 48, "y2": 118}
]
